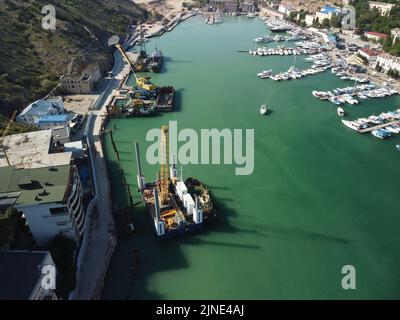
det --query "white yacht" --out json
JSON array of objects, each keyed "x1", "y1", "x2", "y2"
[
  {"x1": 257, "y1": 69, "x2": 273, "y2": 77},
  {"x1": 260, "y1": 104, "x2": 268, "y2": 115}
]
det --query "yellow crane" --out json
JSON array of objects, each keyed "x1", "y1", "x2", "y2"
[
  {"x1": 114, "y1": 44, "x2": 157, "y2": 91},
  {"x1": 159, "y1": 125, "x2": 170, "y2": 205},
  {"x1": 0, "y1": 110, "x2": 18, "y2": 166}
]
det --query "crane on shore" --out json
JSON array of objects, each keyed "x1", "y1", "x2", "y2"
[
  {"x1": 0, "y1": 111, "x2": 18, "y2": 166},
  {"x1": 114, "y1": 43, "x2": 157, "y2": 91}
]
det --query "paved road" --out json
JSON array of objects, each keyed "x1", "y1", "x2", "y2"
[{"x1": 72, "y1": 48, "x2": 131, "y2": 300}]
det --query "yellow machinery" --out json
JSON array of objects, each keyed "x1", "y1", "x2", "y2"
[
  {"x1": 161, "y1": 209, "x2": 177, "y2": 219},
  {"x1": 159, "y1": 125, "x2": 170, "y2": 205},
  {"x1": 115, "y1": 44, "x2": 136, "y2": 74},
  {"x1": 0, "y1": 111, "x2": 17, "y2": 166},
  {"x1": 114, "y1": 44, "x2": 157, "y2": 91},
  {"x1": 136, "y1": 77, "x2": 157, "y2": 91}
]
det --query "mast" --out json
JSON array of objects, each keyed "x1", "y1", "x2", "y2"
[{"x1": 159, "y1": 126, "x2": 170, "y2": 205}]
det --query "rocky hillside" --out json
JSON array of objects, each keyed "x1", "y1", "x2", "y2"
[{"x1": 0, "y1": 0, "x2": 147, "y2": 117}]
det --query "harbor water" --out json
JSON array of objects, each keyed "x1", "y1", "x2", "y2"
[{"x1": 102, "y1": 15, "x2": 400, "y2": 299}]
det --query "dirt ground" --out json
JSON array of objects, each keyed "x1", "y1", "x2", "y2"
[
  {"x1": 63, "y1": 95, "x2": 98, "y2": 115},
  {"x1": 135, "y1": 0, "x2": 195, "y2": 35}
]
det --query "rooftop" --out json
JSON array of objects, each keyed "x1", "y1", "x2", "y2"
[
  {"x1": 0, "y1": 251, "x2": 54, "y2": 300},
  {"x1": 36, "y1": 115, "x2": 69, "y2": 123},
  {"x1": 0, "y1": 164, "x2": 71, "y2": 206},
  {"x1": 0, "y1": 130, "x2": 72, "y2": 169},
  {"x1": 18, "y1": 97, "x2": 64, "y2": 118},
  {"x1": 365, "y1": 31, "x2": 388, "y2": 39},
  {"x1": 321, "y1": 5, "x2": 341, "y2": 14},
  {"x1": 360, "y1": 47, "x2": 381, "y2": 56}
]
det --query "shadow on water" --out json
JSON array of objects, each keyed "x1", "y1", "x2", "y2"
[
  {"x1": 101, "y1": 177, "x2": 258, "y2": 299},
  {"x1": 172, "y1": 89, "x2": 183, "y2": 112},
  {"x1": 102, "y1": 152, "x2": 349, "y2": 299}
]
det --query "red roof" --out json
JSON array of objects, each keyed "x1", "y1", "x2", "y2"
[
  {"x1": 364, "y1": 31, "x2": 388, "y2": 39},
  {"x1": 360, "y1": 47, "x2": 381, "y2": 56}
]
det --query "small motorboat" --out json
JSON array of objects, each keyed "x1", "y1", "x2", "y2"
[
  {"x1": 260, "y1": 104, "x2": 268, "y2": 115},
  {"x1": 396, "y1": 144, "x2": 400, "y2": 151},
  {"x1": 337, "y1": 107, "x2": 345, "y2": 117}
]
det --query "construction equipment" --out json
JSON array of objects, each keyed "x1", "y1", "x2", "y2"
[
  {"x1": 115, "y1": 43, "x2": 157, "y2": 91},
  {"x1": 0, "y1": 111, "x2": 17, "y2": 166},
  {"x1": 159, "y1": 126, "x2": 170, "y2": 205},
  {"x1": 115, "y1": 44, "x2": 137, "y2": 76},
  {"x1": 136, "y1": 77, "x2": 157, "y2": 91}
]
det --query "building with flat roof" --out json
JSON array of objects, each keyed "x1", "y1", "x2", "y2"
[
  {"x1": 278, "y1": 3, "x2": 296, "y2": 17},
  {"x1": 358, "y1": 47, "x2": 381, "y2": 64},
  {"x1": 315, "y1": 5, "x2": 341, "y2": 22},
  {"x1": 61, "y1": 64, "x2": 101, "y2": 94},
  {"x1": 0, "y1": 164, "x2": 85, "y2": 246},
  {"x1": 376, "y1": 53, "x2": 400, "y2": 73},
  {"x1": 364, "y1": 31, "x2": 388, "y2": 42},
  {"x1": 305, "y1": 14, "x2": 315, "y2": 27},
  {"x1": 16, "y1": 97, "x2": 65, "y2": 128},
  {"x1": 369, "y1": 1, "x2": 395, "y2": 15},
  {"x1": 0, "y1": 130, "x2": 72, "y2": 169},
  {"x1": 35, "y1": 115, "x2": 70, "y2": 130},
  {"x1": 0, "y1": 251, "x2": 57, "y2": 300}
]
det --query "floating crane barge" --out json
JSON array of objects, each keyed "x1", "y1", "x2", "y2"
[{"x1": 134, "y1": 126, "x2": 215, "y2": 239}]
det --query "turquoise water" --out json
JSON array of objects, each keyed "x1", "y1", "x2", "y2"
[{"x1": 102, "y1": 16, "x2": 400, "y2": 299}]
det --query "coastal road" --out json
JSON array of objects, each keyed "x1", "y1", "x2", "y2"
[{"x1": 72, "y1": 48, "x2": 131, "y2": 300}]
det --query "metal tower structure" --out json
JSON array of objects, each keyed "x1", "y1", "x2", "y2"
[{"x1": 159, "y1": 125, "x2": 170, "y2": 205}]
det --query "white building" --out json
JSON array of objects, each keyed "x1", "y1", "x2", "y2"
[
  {"x1": 368, "y1": 1, "x2": 395, "y2": 15},
  {"x1": 315, "y1": 5, "x2": 341, "y2": 22},
  {"x1": 358, "y1": 48, "x2": 381, "y2": 63},
  {"x1": 1, "y1": 164, "x2": 85, "y2": 247},
  {"x1": 278, "y1": 4, "x2": 296, "y2": 16},
  {"x1": 16, "y1": 97, "x2": 65, "y2": 127},
  {"x1": 0, "y1": 251, "x2": 58, "y2": 300},
  {"x1": 305, "y1": 14, "x2": 315, "y2": 27},
  {"x1": 61, "y1": 64, "x2": 101, "y2": 94},
  {"x1": 391, "y1": 28, "x2": 400, "y2": 45},
  {"x1": 376, "y1": 53, "x2": 400, "y2": 73},
  {"x1": 35, "y1": 115, "x2": 70, "y2": 130}
]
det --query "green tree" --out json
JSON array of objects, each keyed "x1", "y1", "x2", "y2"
[
  {"x1": 49, "y1": 235, "x2": 77, "y2": 299},
  {"x1": 321, "y1": 18, "x2": 331, "y2": 29},
  {"x1": 0, "y1": 207, "x2": 18, "y2": 248}
]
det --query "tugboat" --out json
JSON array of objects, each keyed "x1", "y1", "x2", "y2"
[
  {"x1": 149, "y1": 46, "x2": 164, "y2": 73},
  {"x1": 185, "y1": 177, "x2": 216, "y2": 222}
]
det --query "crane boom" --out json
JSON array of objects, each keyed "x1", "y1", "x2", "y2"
[
  {"x1": 159, "y1": 126, "x2": 170, "y2": 205},
  {"x1": 1, "y1": 111, "x2": 17, "y2": 141},
  {"x1": 115, "y1": 44, "x2": 138, "y2": 82},
  {"x1": 0, "y1": 110, "x2": 18, "y2": 167}
]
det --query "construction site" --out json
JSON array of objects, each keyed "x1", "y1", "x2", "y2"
[
  {"x1": 106, "y1": 35, "x2": 175, "y2": 118},
  {"x1": 133, "y1": 126, "x2": 216, "y2": 239}
]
